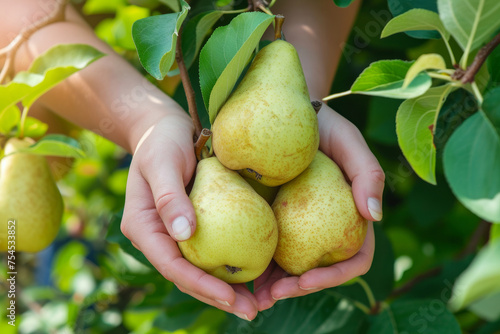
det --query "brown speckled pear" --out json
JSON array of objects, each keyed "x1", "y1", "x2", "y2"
[
  {"x1": 212, "y1": 40, "x2": 319, "y2": 187},
  {"x1": 272, "y1": 151, "x2": 367, "y2": 276},
  {"x1": 0, "y1": 138, "x2": 63, "y2": 252},
  {"x1": 178, "y1": 157, "x2": 278, "y2": 283}
]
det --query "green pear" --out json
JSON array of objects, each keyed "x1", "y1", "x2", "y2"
[
  {"x1": 272, "y1": 151, "x2": 367, "y2": 276},
  {"x1": 178, "y1": 157, "x2": 278, "y2": 283},
  {"x1": 0, "y1": 138, "x2": 63, "y2": 252},
  {"x1": 212, "y1": 40, "x2": 319, "y2": 187},
  {"x1": 242, "y1": 176, "x2": 279, "y2": 205}
]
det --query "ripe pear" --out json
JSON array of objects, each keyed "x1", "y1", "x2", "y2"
[
  {"x1": 242, "y1": 176, "x2": 279, "y2": 205},
  {"x1": 212, "y1": 40, "x2": 319, "y2": 187},
  {"x1": 272, "y1": 151, "x2": 367, "y2": 276},
  {"x1": 178, "y1": 157, "x2": 278, "y2": 283},
  {"x1": 0, "y1": 138, "x2": 63, "y2": 252}
]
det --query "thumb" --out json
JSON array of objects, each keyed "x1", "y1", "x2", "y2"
[{"x1": 141, "y1": 157, "x2": 197, "y2": 242}]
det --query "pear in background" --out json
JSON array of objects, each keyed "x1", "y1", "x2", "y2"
[
  {"x1": 178, "y1": 157, "x2": 278, "y2": 283},
  {"x1": 0, "y1": 138, "x2": 63, "y2": 252},
  {"x1": 212, "y1": 40, "x2": 319, "y2": 187},
  {"x1": 242, "y1": 176, "x2": 279, "y2": 205},
  {"x1": 272, "y1": 151, "x2": 367, "y2": 276}
]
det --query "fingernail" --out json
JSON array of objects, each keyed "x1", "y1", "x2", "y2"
[
  {"x1": 172, "y1": 216, "x2": 192, "y2": 241},
  {"x1": 234, "y1": 312, "x2": 250, "y2": 321},
  {"x1": 216, "y1": 299, "x2": 231, "y2": 306},
  {"x1": 299, "y1": 286, "x2": 318, "y2": 291},
  {"x1": 272, "y1": 295, "x2": 290, "y2": 301},
  {"x1": 367, "y1": 197, "x2": 383, "y2": 221}
]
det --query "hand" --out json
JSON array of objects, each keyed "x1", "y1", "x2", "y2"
[
  {"x1": 253, "y1": 105, "x2": 384, "y2": 311},
  {"x1": 120, "y1": 113, "x2": 259, "y2": 321}
]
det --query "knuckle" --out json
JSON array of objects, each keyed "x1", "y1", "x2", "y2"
[
  {"x1": 155, "y1": 192, "x2": 177, "y2": 219},
  {"x1": 370, "y1": 168, "x2": 386, "y2": 184}
]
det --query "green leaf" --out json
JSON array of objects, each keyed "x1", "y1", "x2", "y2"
[
  {"x1": 350, "y1": 60, "x2": 432, "y2": 99},
  {"x1": 0, "y1": 105, "x2": 21, "y2": 134},
  {"x1": 159, "y1": 0, "x2": 180, "y2": 12},
  {"x1": 227, "y1": 293, "x2": 366, "y2": 334},
  {"x1": 387, "y1": 0, "x2": 440, "y2": 39},
  {"x1": 437, "y1": 0, "x2": 500, "y2": 52},
  {"x1": 333, "y1": 0, "x2": 355, "y2": 7},
  {"x1": 487, "y1": 43, "x2": 500, "y2": 85},
  {"x1": 381, "y1": 9, "x2": 450, "y2": 41},
  {"x1": 443, "y1": 87, "x2": 500, "y2": 221},
  {"x1": 132, "y1": 0, "x2": 190, "y2": 80},
  {"x1": 173, "y1": 10, "x2": 224, "y2": 74},
  {"x1": 449, "y1": 240, "x2": 500, "y2": 311},
  {"x1": 403, "y1": 53, "x2": 446, "y2": 88},
  {"x1": 17, "y1": 134, "x2": 85, "y2": 158},
  {"x1": 18, "y1": 117, "x2": 49, "y2": 138},
  {"x1": 369, "y1": 299, "x2": 461, "y2": 334},
  {"x1": 468, "y1": 291, "x2": 500, "y2": 321},
  {"x1": 0, "y1": 44, "x2": 105, "y2": 113},
  {"x1": 397, "y1": 84, "x2": 453, "y2": 184},
  {"x1": 199, "y1": 12, "x2": 274, "y2": 124}
]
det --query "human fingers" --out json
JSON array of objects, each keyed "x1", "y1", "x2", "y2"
[
  {"x1": 121, "y1": 163, "x2": 236, "y2": 307},
  {"x1": 176, "y1": 284, "x2": 259, "y2": 321},
  {"x1": 135, "y1": 124, "x2": 197, "y2": 241},
  {"x1": 267, "y1": 222, "x2": 374, "y2": 300},
  {"x1": 254, "y1": 262, "x2": 288, "y2": 311},
  {"x1": 318, "y1": 108, "x2": 385, "y2": 222}
]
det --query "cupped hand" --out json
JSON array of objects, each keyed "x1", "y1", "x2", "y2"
[
  {"x1": 120, "y1": 113, "x2": 258, "y2": 321},
  {"x1": 254, "y1": 104, "x2": 384, "y2": 311}
]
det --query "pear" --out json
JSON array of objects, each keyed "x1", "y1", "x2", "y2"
[
  {"x1": 212, "y1": 40, "x2": 319, "y2": 187},
  {"x1": 272, "y1": 151, "x2": 367, "y2": 276},
  {"x1": 0, "y1": 138, "x2": 63, "y2": 252},
  {"x1": 242, "y1": 176, "x2": 279, "y2": 205},
  {"x1": 178, "y1": 157, "x2": 278, "y2": 283}
]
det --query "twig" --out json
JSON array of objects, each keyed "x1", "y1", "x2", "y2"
[
  {"x1": 194, "y1": 128, "x2": 212, "y2": 161},
  {"x1": 274, "y1": 15, "x2": 285, "y2": 40},
  {"x1": 0, "y1": 0, "x2": 69, "y2": 84},
  {"x1": 248, "y1": 0, "x2": 271, "y2": 13},
  {"x1": 390, "y1": 267, "x2": 442, "y2": 298},
  {"x1": 454, "y1": 32, "x2": 500, "y2": 84},
  {"x1": 175, "y1": 27, "x2": 203, "y2": 141}
]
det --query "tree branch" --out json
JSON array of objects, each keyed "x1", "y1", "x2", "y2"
[
  {"x1": 175, "y1": 27, "x2": 203, "y2": 141},
  {"x1": 454, "y1": 32, "x2": 500, "y2": 84},
  {"x1": 0, "y1": 0, "x2": 69, "y2": 84}
]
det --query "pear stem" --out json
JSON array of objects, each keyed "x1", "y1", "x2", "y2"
[
  {"x1": 18, "y1": 106, "x2": 30, "y2": 139},
  {"x1": 274, "y1": 15, "x2": 285, "y2": 40},
  {"x1": 357, "y1": 277, "x2": 376, "y2": 309},
  {"x1": 175, "y1": 27, "x2": 203, "y2": 141},
  {"x1": 195, "y1": 128, "x2": 212, "y2": 161}
]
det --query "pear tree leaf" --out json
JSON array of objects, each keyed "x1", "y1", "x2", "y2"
[
  {"x1": 0, "y1": 44, "x2": 105, "y2": 114},
  {"x1": 350, "y1": 60, "x2": 432, "y2": 99},
  {"x1": 387, "y1": 0, "x2": 440, "y2": 39},
  {"x1": 17, "y1": 134, "x2": 85, "y2": 158},
  {"x1": 403, "y1": 54, "x2": 447, "y2": 88},
  {"x1": 369, "y1": 299, "x2": 461, "y2": 334},
  {"x1": 159, "y1": 0, "x2": 180, "y2": 12},
  {"x1": 333, "y1": 0, "x2": 355, "y2": 7},
  {"x1": 443, "y1": 87, "x2": 500, "y2": 222},
  {"x1": 396, "y1": 84, "x2": 454, "y2": 185},
  {"x1": 17, "y1": 117, "x2": 49, "y2": 138},
  {"x1": 449, "y1": 240, "x2": 500, "y2": 312},
  {"x1": 0, "y1": 105, "x2": 21, "y2": 135},
  {"x1": 169, "y1": 10, "x2": 224, "y2": 75},
  {"x1": 132, "y1": 0, "x2": 190, "y2": 80},
  {"x1": 381, "y1": 9, "x2": 450, "y2": 40},
  {"x1": 199, "y1": 12, "x2": 274, "y2": 124},
  {"x1": 113, "y1": 6, "x2": 151, "y2": 50},
  {"x1": 82, "y1": 0, "x2": 127, "y2": 14},
  {"x1": 468, "y1": 291, "x2": 500, "y2": 321},
  {"x1": 437, "y1": 0, "x2": 500, "y2": 52}
]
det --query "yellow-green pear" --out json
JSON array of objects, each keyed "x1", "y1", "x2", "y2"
[
  {"x1": 272, "y1": 151, "x2": 367, "y2": 276},
  {"x1": 178, "y1": 157, "x2": 278, "y2": 283},
  {"x1": 242, "y1": 176, "x2": 279, "y2": 205},
  {"x1": 212, "y1": 40, "x2": 319, "y2": 187},
  {"x1": 0, "y1": 138, "x2": 63, "y2": 252}
]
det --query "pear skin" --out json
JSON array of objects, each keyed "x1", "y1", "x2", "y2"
[
  {"x1": 0, "y1": 138, "x2": 63, "y2": 252},
  {"x1": 242, "y1": 176, "x2": 279, "y2": 205},
  {"x1": 212, "y1": 40, "x2": 319, "y2": 187},
  {"x1": 178, "y1": 157, "x2": 278, "y2": 283},
  {"x1": 272, "y1": 151, "x2": 367, "y2": 276}
]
